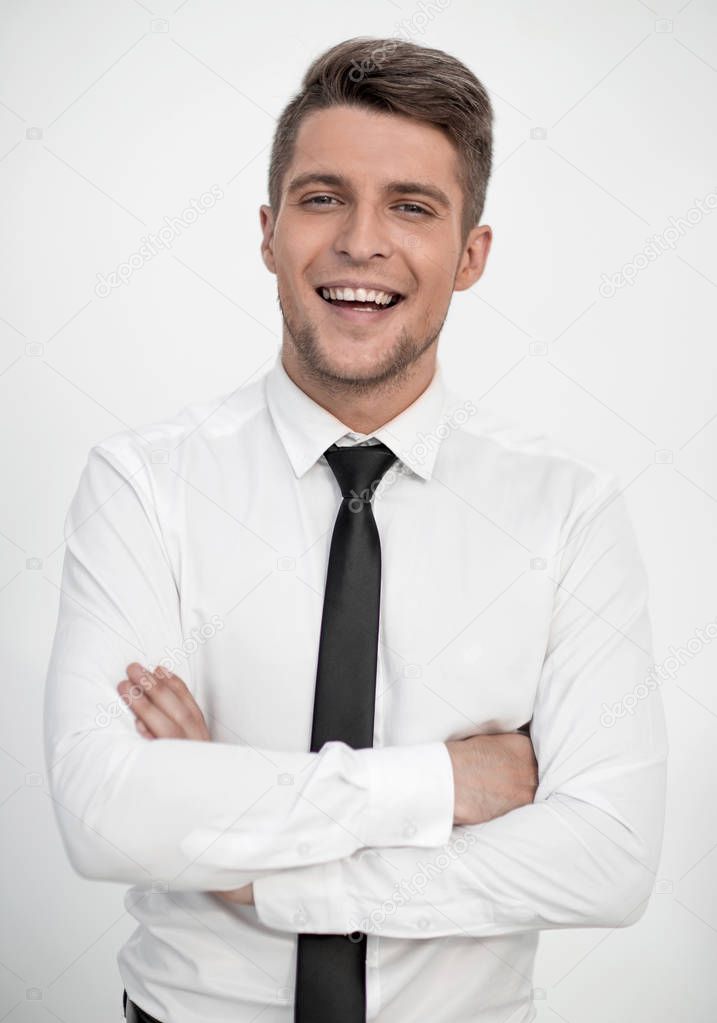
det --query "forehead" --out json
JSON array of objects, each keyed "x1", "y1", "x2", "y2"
[{"x1": 289, "y1": 104, "x2": 461, "y2": 193}]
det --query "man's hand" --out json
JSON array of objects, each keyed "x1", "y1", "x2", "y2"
[
  {"x1": 118, "y1": 663, "x2": 211, "y2": 741},
  {"x1": 446, "y1": 731, "x2": 538, "y2": 826},
  {"x1": 117, "y1": 662, "x2": 254, "y2": 906}
]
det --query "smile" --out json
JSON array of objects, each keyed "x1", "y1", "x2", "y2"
[{"x1": 315, "y1": 287, "x2": 406, "y2": 324}]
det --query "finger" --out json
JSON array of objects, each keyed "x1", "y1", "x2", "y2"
[
  {"x1": 210, "y1": 885, "x2": 252, "y2": 904},
  {"x1": 151, "y1": 665, "x2": 206, "y2": 725},
  {"x1": 120, "y1": 665, "x2": 184, "y2": 738},
  {"x1": 119, "y1": 677, "x2": 169, "y2": 736},
  {"x1": 143, "y1": 665, "x2": 191, "y2": 720},
  {"x1": 149, "y1": 665, "x2": 210, "y2": 738},
  {"x1": 123, "y1": 663, "x2": 206, "y2": 739},
  {"x1": 135, "y1": 718, "x2": 154, "y2": 738}
]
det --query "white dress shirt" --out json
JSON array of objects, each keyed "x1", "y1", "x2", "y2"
[{"x1": 44, "y1": 351, "x2": 668, "y2": 1023}]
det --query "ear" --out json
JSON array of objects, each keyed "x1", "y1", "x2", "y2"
[
  {"x1": 259, "y1": 204, "x2": 277, "y2": 275},
  {"x1": 453, "y1": 224, "x2": 492, "y2": 292}
]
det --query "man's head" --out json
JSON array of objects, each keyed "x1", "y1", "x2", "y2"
[{"x1": 260, "y1": 37, "x2": 493, "y2": 402}]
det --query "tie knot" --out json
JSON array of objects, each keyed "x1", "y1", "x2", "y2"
[{"x1": 323, "y1": 441, "x2": 398, "y2": 505}]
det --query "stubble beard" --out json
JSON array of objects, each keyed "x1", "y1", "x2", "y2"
[{"x1": 276, "y1": 287, "x2": 447, "y2": 398}]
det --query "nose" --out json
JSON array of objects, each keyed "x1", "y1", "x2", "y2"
[{"x1": 331, "y1": 199, "x2": 394, "y2": 262}]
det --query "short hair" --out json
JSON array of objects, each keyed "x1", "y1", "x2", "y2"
[{"x1": 268, "y1": 37, "x2": 494, "y2": 246}]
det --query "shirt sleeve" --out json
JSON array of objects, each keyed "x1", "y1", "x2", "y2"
[
  {"x1": 253, "y1": 473, "x2": 669, "y2": 937},
  {"x1": 43, "y1": 442, "x2": 455, "y2": 892}
]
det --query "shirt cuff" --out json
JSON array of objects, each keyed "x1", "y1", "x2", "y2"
[
  {"x1": 253, "y1": 858, "x2": 348, "y2": 934},
  {"x1": 252, "y1": 742, "x2": 455, "y2": 935},
  {"x1": 354, "y1": 740, "x2": 455, "y2": 849}
]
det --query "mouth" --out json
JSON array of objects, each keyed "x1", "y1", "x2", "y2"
[{"x1": 315, "y1": 286, "x2": 405, "y2": 324}]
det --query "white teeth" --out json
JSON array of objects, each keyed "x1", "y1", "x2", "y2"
[{"x1": 320, "y1": 286, "x2": 397, "y2": 305}]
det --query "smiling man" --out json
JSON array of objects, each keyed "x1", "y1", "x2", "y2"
[
  {"x1": 44, "y1": 36, "x2": 667, "y2": 1023},
  {"x1": 260, "y1": 99, "x2": 490, "y2": 420}
]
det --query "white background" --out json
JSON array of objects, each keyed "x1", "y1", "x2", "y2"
[{"x1": 1, "y1": 1, "x2": 715, "y2": 1020}]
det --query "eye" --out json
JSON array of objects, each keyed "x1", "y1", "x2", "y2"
[
  {"x1": 301, "y1": 195, "x2": 339, "y2": 207},
  {"x1": 395, "y1": 203, "x2": 431, "y2": 216}
]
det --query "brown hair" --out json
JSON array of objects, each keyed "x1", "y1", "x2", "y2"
[{"x1": 268, "y1": 37, "x2": 494, "y2": 247}]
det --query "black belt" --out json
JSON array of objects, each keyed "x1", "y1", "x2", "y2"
[{"x1": 123, "y1": 988, "x2": 163, "y2": 1023}]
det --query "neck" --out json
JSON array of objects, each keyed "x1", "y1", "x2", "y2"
[{"x1": 280, "y1": 345, "x2": 438, "y2": 435}]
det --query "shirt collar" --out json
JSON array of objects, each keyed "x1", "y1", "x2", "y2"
[{"x1": 264, "y1": 351, "x2": 451, "y2": 481}]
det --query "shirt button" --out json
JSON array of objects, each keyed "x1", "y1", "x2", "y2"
[
  {"x1": 297, "y1": 842, "x2": 310, "y2": 856},
  {"x1": 293, "y1": 908, "x2": 309, "y2": 926},
  {"x1": 403, "y1": 821, "x2": 417, "y2": 838},
  {"x1": 417, "y1": 916, "x2": 431, "y2": 930}
]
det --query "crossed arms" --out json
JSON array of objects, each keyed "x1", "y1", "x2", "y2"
[
  {"x1": 44, "y1": 443, "x2": 668, "y2": 940},
  {"x1": 115, "y1": 662, "x2": 539, "y2": 912}
]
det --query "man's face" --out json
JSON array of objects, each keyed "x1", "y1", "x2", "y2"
[{"x1": 260, "y1": 104, "x2": 491, "y2": 392}]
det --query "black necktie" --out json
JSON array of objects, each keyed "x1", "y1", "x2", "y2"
[{"x1": 294, "y1": 440, "x2": 398, "y2": 1023}]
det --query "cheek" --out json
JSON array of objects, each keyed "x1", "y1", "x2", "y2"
[
  {"x1": 280, "y1": 217, "x2": 327, "y2": 263},
  {"x1": 276, "y1": 250, "x2": 318, "y2": 298},
  {"x1": 413, "y1": 269, "x2": 452, "y2": 306}
]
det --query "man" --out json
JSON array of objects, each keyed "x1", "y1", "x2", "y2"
[{"x1": 44, "y1": 36, "x2": 668, "y2": 1023}]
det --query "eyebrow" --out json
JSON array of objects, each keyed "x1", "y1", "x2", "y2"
[{"x1": 286, "y1": 172, "x2": 452, "y2": 210}]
